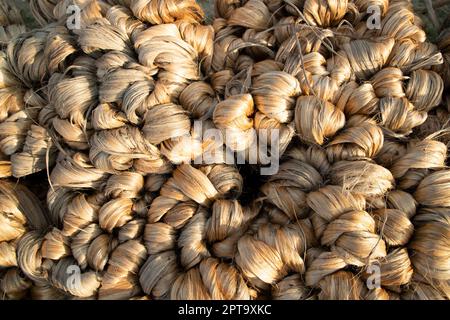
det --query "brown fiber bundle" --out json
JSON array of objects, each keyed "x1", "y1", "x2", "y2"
[
  {"x1": 3, "y1": 0, "x2": 450, "y2": 301},
  {"x1": 201, "y1": 0, "x2": 450, "y2": 300},
  {"x1": 0, "y1": 180, "x2": 50, "y2": 299},
  {"x1": 11, "y1": 150, "x2": 155, "y2": 299},
  {"x1": 0, "y1": 22, "x2": 79, "y2": 178},
  {"x1": 207, "y1": 0, "x2": 445, "y2": 174},
  {"x1": 29, "y1": 0, "x2": 110, "y2": 26},
  {"x1": 44, "y1": 2, "x2": 213, "y2": 171},
  {"x1": 0, "y1": 0, "x2": 26, "y2": 46},
  {"x1": 140, "y1": 163, "x2": 262, "y2": 299},
  {"x1": 8, "y1": 0, "x2": 216, "y2": 299}
]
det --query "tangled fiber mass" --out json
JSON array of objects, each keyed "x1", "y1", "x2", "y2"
[{"x1": 0, "y1": 0, "x2": 449, "y2": 300}]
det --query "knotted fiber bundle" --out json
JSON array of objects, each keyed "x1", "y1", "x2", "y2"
[
  {"x1": 29, "y1": 0, "x2": 204, "y2": 27},
  {"x1": 43, "y1": 0, "x2": 213, "y2": 171},
  {"x1": 0, "y1": 0, "x2": 26, "y2": 46},
  {"x1": 0, "y1": 180, "x2": 52, "y2": 299},
  {"x1": 197, "y1": 0, "x2": 450, "y2": 300},
  {"x1": 257, "y1": 146, "x2": 393, "y2": 299},
  {"x1": 1, "y1": 1, "x2": 136, "y2": 179},
  {"x1": 14, "y1": 151, "x2": 150, "y2": 299},
  {"x1": 0, "y1": 0, "x2": 26, "y2": 177},
  {"x1": 5, "y1": 1, "x2": 212, "y2": 177},
  {"x1": 403, "y1": 168, "x2": 450, "y2": 299},
  {"x1": 435, "y1": 24, "x2": 450, "y2": 90},
  {"x1": 250, "y1": 138, "x2": 447, "y2": 299},
  {"x1": 2, "y1": 1, "x2": 152, "y2": 179},
  {"x1": 140, "y1": 162, "x2": 263, "y2": 299},
  {"x1": 10, "y1": 0, "x2": 219, "y2": 299},
  {"x1": 416, "y1": 24, "x2": 450, "y2": 149},
  {"x1": 3, "y1": 0, "x2": 450, "y2": 301},
  {"x1": 29, "y1": 0, "x2": 110, "y2": 26},
  {"x1": 0, "y1": 22, "x2": 80, "y2": 178},
  {"x1": 201, "y1": 0, "x2": 445, "y2": 172}
]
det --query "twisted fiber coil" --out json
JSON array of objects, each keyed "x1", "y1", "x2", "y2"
[
  {"x1": 140, "y1": 162, "x2": 263, "y2": 299},
  {"x1": 4, "y1": 1, "x2": 210, "y2": 177},
  {"x1": 8, "y1": 0, "x2": 219, "y2": 299},
  {"x1": 197, "y1": 0, "x2": 450, "y2": 300},
  {"x1": 0, "y1": 180, "x2": 52, "y2": 299},
  {"x1": 398, "y1": 168, "x2": 450, "y2": 300},
  {"x1": 2, "y1": 0, "x2": 449, "y2": 300},
  {"x1": 416, "y1": 25, "x2": 450, "y2": 149},
  {"x1": 0, "y1": 0, "x2": 27, "y2": 178},
  {"x1": 15, "y1": 152, "x2": 150, "y2": 299},
  {"x1": 29, "y1": 0, "x2": 110, "y2": 26},
  {"x1": 0, "y1": 2, "x2": 57, "y2": 298},
  {"x1": 45, "y1": 2, "x2": 213, "y2": 170},
  {"x1": 138, "y1": 156, "x2": 317, "y2": 299},
  {"x1": 0, "y1": 21, "x2": 79, "y2": 178},
  {"x1": 204, "y1": 0, "x2": 445, "y2": 170},
  {"x1": 2, "y1": 0, "x2": 215, "y2": 180},
  {"x1": 246, "y1": 139, "x2": 447, "y2": 299},
  {"x1": 0, "y1": 0, "x2": 26, "y2": 46},
  {"x1": 29, "y1": 0, "x2": 204, "y2": 26}
]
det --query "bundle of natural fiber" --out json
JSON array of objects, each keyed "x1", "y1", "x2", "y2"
[
  {"x1": 44, "y1": 1, "x2": 213, "y2": 169},
  {"x1": 3, "y1": 0, "x2": 450, "y2": 301},
  {"x1": 188, "y1": 0, "x2": 448, "y2": 300},
  {"x1": 10, "y1": 0, "x2": 217, "y2": 299},
  {"x1": 402, "y1": 169, "x2": 450, "y2": 299},
  {"x1": 0, "y1": 0, "x2": 26, "y2": 46},
  {"x1": 241, "y1": 139, "x2": 448, "y2": 300},
  {"x1": 14, "y1": 151, "x2": 149, "y2": 299},
  {"x1": 419, "y1": 24, "x2": 450, "y2": 149},
  {"x1": 139, "y1": 162, "x2": 264, "y2": 299},
  {"x1": 29, "y1": 0, "x2": 109, "y2": 26},
  {"x1": 0, "y1": 24, "x2": 78, "y2": 178},
  {"x1": 0, "y1": 180, "x2": 52, "y2": 299},
  {"x1": 1, "y1": 0, "x2": 139, "y2": 180},
  {"x1": 436, "y1": 24, "x2": 450, "y2": 90},
  {"x1": 0, "y1": 0, "x2": 26, "y2": 177},
  {"x1": 29, "y1": 0, "x2": 205, "y2": 27},
  {"x1": 1, "y1": 0, "x2": 125, "y2": 179},
  {"x1": 205, "y1": 0, "x2": 444, "y2": 169}
]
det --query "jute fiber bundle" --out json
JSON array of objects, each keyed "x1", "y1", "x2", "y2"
[
  {"x1": 0, "y1": 0, "x2": 26, "y2": 46},
  {"x1": 16, "y1": 154, "x2": 150, "y2": 299},
  {"x1": 0, "y1": 0, "x2": 27, "y2": 178},
  {"x1": 243, "y1": 139, "x2": 447, "y2": 299},
  {"x1": 191, "y1": 0, "x2": 449, "y2": 300},
  {"x1": 29, "y1": 0, "x2": 110, "y2": 26},
  {"x1": 140, "y1": 162, "x2": 262, "y2": 299},
  {"x1": 0, "y1": 180, "x2": 52, "y2": 299},
  {"x1": 416, "y1": 24, "x2": 450, "y2": 149},
  {"x1": 209, "y1": 0, "x2": 444, "y2": 161},
  {"x1": 45, "y1": 1, "x2": 213, "y2": 170},
  {"x1": 1, "y1": 0, "x2": 449, "y2": 300},
  {"x1": 402, "y1": 169, "x2": 450, "y2": 299},
  {"x1": 8, "y1": 0, "x2": 218, "y2": 299},
  {"x1": 0, "y1": 21, "x2": 79, "y2": 178}
]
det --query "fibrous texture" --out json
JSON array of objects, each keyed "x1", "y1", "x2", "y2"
[
  {"x1": 3, "y1": 0, "x2": 217, "y2": 299},
  {"x1": 0, "y1": 16, "x2": 78, "y2": 178},
  {"x1": 0, "y1": 0, "x2": 449, "y2": 301},
  {"x1": 0, "y1": 180, "x2": 50, "y2": 299}
]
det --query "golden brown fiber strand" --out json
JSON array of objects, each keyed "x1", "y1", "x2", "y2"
[
  {"x1": 0, "y1": 180, "x2": 50, "y2": 299},
  {"x1": 2, "y1": 0, "x2": 450, "y2": 301}
]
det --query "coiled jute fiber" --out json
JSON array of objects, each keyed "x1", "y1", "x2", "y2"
[
  {"x1": 0, "y1": 0, "x2": 79, "y2": 178},
  {"x1": 0, "y1": 180, "x2": 52, "y2": 299},
  {"x1": 0, "y1": 0, "x2": 449, "y2": 300},
  {"x1": 416, "y1": 22, "x2": 450, "y2": 148},
  {"x1": 0, "y1": 0, "x2": 26, "y2": 46},
  {"x1": 5, "y1": 0, "x2": 217, "y2": 299}
]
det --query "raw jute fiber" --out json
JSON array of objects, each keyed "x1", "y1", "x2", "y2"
[{"x1": 0, "y1": 0, "x2": 449, "y2": 300}]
